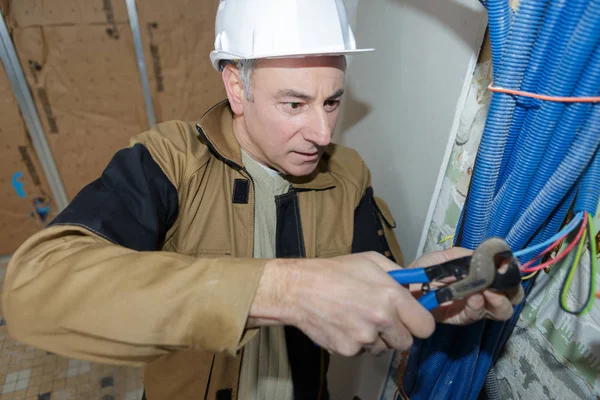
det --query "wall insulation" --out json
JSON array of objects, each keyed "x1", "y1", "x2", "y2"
[
  {"x1": 0, "y1": 55, "x2": 57, "y2": 254},
  {"x1": 0, "y1": 0, "x2": 225, "y2": 254}
]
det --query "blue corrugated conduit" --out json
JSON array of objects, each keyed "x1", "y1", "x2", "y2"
[
  {"x1": 574, "y1": 147, "x2": 600, "y2": 214},
  {"x1": 489, "y1": 5, "x2": 600, "y2": 239},
  {"x1": 455, "y1": 0, "x2": 549, "y2": 249},
  {"x1": 487, "y1": 0, "x2": 512, "y2": 77},
  {"x1": 507, "y1": 105, "x2": 600, "y2": 249},
  {"x1": 499, "y1": 0, "x2": 589, "y2": 188},
  {"x1": 519, "y1": 184, "x2": 579, "y2": 264},
  {"x1": 402, "y1": 0, "x2": 600, "y2": 399},
  {"x1": 514, "y1": 45, "x2": 600, "y2": 222}
]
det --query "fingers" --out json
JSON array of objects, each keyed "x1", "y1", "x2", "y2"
[
  {"x1": 464, "y1": 293, "x2": 487, "y2": 321},
  {"x1": 365, "y1": 337, "x2": 393, "y2": 357},
  {"x1": 379, "y1": 319, "x2": 414, "y2": 352},
  {"x1": 482, "y1": 290, "x2": 514, "y2": 321},
  {"x1": 406, "y1": 246, "x2": 474, "y2": 269},
  {"x1": 395, "y1": 290, "x2": 436, "y2": 339}
]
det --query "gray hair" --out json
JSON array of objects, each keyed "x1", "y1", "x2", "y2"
[
  {"x1": 220, "y1": 59, "x2": 259, "y2": 101},
  {"x1": 220, "y1": 57, "x2": 347, "y2": 102}
]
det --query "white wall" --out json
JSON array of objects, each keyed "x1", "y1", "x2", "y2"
[{"x1": 328, "y1": 0, "x2": 487, "y2": 398}]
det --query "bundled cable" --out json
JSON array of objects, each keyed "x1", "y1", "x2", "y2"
[{"x1": 402, "y1": 0, "x2": 600, "y2": 399}]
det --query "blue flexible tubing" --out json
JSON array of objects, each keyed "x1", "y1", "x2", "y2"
[
  {"x1": 574, "y1": 146, "x2": 600, "y2": 214},
  {"x1": 410, "y1": 2, "x2": 599, "y2": 399},
  {"x1": 488, "y1": 0, "x2": 600, "y2": 239},
  {"x1": 405, "y1": 2, "x2": 549, "y2": 399},
  {"x1": 487, "y1": 0, "x2": 512, "y2": 78},
  {"x1": 476, "y1": 8, "x2": 600, "y2": 394},
  {"x1": 507, "y1": 104, "x2": 600, "y2": 250},
  {"x1": 459, "y1": 0, "x2": 550, "y2": 249},
  {"x1": 496, "y1": 0, "x2": 570, "y2": 192},
  {"x1": 498, "y1": 0, "x2": 590, "y2": 190},
  {"x1": 514, "y1": 45, "x2": 600, "y2": 223}
]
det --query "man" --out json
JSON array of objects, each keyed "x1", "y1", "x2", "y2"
[{"x1": 2, "y1": 0, "x2": 518, "y2": 399}]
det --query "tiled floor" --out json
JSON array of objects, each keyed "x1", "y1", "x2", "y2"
[{"x1": 0, "y1": 261, "x2": 144, "y2": 400}]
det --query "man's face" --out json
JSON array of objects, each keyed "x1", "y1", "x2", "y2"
[{"x1": 233, "y1": 56, "x2": 346, "y2": 176}]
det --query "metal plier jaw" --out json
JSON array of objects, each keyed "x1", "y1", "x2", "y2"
[{"x1": 389, "y1": 238, "x2": 523, "y2": 310}]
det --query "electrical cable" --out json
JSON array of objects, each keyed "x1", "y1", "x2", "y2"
[
  {"x1": 513, "y1": 212, "x2": 583, "y2": 258},
  {"x1": 521, "y1": 271, "x2": 538, "y2": 280},
  {"x1": 560, "y1": 212, "x2": 594, "y2": 315},
  {"x1": 521, "y1": 213, "x2": 588, "y2": 273},
  {"x1": 520, "y1": 238, "x2": 563, "y2": 271},
  {"x1": 582, "y1": 213, "x2": 596, "y2": 314}
]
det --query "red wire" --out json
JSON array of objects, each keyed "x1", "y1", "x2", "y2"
[
  {"x1": 520, "y1": 236, "x2": 565, "y2": 271},
  {"x1": 521, "y1": 213, "x2": 588, "y2": 273}
]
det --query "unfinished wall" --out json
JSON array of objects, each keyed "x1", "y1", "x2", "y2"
[
  {"x1": 137, "y1": 0, "x2": 226, "y2": 123},
  {"x1": 7, "y1": 0, "x2": 148, "y2": 200},
  {"x1": 1, "y1": 0, "x2": 224, "y2": 254},
  {"x1": 0, "y1": 61, "x2": 57, "y2": 254}
]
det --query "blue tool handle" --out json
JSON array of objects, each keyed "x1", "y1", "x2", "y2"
[
  {"x1": 388, "y1": 268, "x2": 430, "y2": 285},
  {"x1": 418, "y1": 291, "x2": 440, "y2": 311}
]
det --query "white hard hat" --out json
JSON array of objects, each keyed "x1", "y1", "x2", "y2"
[{"x1": 210, "y1": 0, "x2": 374, "y2": 71}]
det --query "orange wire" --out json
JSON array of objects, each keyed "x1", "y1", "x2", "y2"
[{"x1": 488, "y1": 83, "x2": 600, "y2": 103}]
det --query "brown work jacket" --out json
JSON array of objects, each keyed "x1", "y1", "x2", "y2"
[{"x1": 2, "y1": 100, "x2": 404, "y2": 400}]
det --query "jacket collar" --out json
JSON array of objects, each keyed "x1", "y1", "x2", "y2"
[{"x1": 196, "y1": 100, "x2": 336, "y2": 191}]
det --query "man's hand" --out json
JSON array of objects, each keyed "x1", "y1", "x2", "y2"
[
  {"x1": 406, "y1": 247, "x2": 522, "y2": 326},
  {"x1": 248, "y1": 246, "x2": 522, "y2": 358},
  {"x1": 249, "y1": 252, "x2": 435, "y2": 357}
]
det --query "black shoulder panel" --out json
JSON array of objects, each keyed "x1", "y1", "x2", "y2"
[
  {"x1": 49, "y1": 143, "x2": 179, "y2": 251},
  {"x1": 351, "y1": 186, "x2": 398, "y2": 263}
]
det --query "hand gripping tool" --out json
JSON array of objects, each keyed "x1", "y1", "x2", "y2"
[{"x1": 389, "y1": 238, "x2": 524, "y2": 310}]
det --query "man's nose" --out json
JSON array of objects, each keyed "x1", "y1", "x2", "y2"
[{"x1": 305, "y1": 108, "x2": 332, "y2": 147}]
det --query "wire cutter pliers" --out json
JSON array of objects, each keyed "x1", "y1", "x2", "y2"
[{"x1": 388, "y1": 238, "x2": 524, "y2": 310}]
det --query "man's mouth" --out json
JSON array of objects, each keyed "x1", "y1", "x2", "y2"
[{"x1": 295, "y1": 151, "x2": 320, "y2": 157}]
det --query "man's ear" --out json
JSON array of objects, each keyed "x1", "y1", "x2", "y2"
[{"x1": 221, "y1": 64, "x2": 245, "y2": 115}]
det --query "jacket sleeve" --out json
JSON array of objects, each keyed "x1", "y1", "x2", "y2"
[{"x1": 1, "y1": 122, "x2": 264, "y2": 366}]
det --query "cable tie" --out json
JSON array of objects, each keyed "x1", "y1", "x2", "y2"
[{"x1": 488, "y1": 83, "x2": 600, "y2": 103}]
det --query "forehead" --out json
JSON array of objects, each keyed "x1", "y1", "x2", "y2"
[{"x1": 252, "y1": 56, "x2": 346, "y2": 93}]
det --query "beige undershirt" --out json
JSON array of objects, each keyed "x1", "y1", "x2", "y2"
[{"x1": 238, "y1": 149, "x2": 294, "y2": 400}]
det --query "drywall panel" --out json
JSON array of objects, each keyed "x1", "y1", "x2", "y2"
[
  {"x1": 328, "y1": 0, "x2": 487, "y2": 399},
  {"x1": 11, "y1": 23, "x2": 148, "y2": 199},
  {"x1": 337, "y1": 0, "x2": 487, "y2": 263},
  {"x1": 0, "y1": 60, "x2": 57, "y2": 254},
  {"x1": 137, "y1": 0, "x2": 226, "y2": 123}
]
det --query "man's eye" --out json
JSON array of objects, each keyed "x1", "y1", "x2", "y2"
[
  {"x1": 325, "y1": 100, "x2": 340, "y2": 110},
  {"x1": 287, "y1": 102, "x2": 302, "y2": 110}
]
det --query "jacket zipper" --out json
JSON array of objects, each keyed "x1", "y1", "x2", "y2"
[
  {"x1": 196, "y1": 126, "x2": 255, "y2": 255},
  {"x1": 196, "y1": 126, "x2": 245, "y2": 171},
  {"x1": 246, "y1": 171, "x2": 257, "y2": 257},
  {"x1": 199, "y1": 124, "x2": 326, "y2": 397}
]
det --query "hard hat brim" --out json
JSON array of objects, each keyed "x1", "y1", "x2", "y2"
[{"x1": 210, "y1": 48, "x2": 375, "y2": 71}]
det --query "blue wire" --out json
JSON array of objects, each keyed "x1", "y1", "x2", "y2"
[{"x1": 512, "y1": 212, "x2": 584, "y2": 258}]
